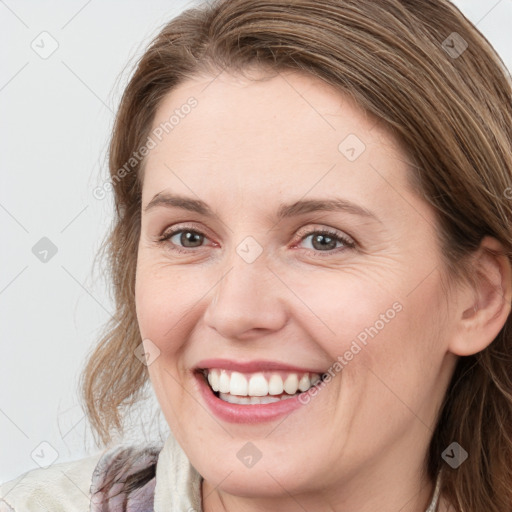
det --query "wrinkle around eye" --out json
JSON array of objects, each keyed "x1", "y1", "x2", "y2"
[{"x1": 139, "y1": 209, "x2": 393, "y2": 259}]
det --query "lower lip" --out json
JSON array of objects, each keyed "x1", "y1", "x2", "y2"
[{"x1": 195, "y1": 373, "x2": 307, "y2": 423}]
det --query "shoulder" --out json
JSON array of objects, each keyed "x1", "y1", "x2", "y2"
[
  {"x1": 1, "y1": 443, "x2": 165, "y2": 512},
  {"x1": 0, "y1": 451, "x2": 104, "y2": 512}
]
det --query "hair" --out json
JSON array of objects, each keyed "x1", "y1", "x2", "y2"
[{"x1": 78, "y1": 0, "x2": 512, "y2": 510}]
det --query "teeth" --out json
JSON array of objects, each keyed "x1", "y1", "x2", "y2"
[
  {"x1": 268, "y1": 374, "x2": 284, "y2": 395},
  {"x1": 298, "y1": 374, "x2": 311, "y2": 392},
  {"x1": 218, "y1": 369, "x2": 230, "y2": 393},
  {"x1": 230, "y1": 372, "x2": 248, "y2": 396},
  {"x1": 248, "y1": 373, "x2": 268, "y2": 396},
  {"x1": 204, "y1": 368, "x2": 323, "y2": 400},
  {"x1": 207, "y1": 369, "x2": 220, "y2": 391},
  {"x1": 283, "y1": 374, "x2": 299, "y2": 394},
  {"x1": 219, "y1": 393, "x2": 284, "y2": 405}
]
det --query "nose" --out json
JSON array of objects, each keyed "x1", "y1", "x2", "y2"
[{"x1": 203, "y1": 253, "x2": 288, "y2": 340}]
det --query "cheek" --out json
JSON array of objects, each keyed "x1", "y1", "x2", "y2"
[
  {"x1": 349, "y1": 269, "x2": 447, "y2": 393},
  {"x1": 295, "y1": 264, "x2": 444, "y2": 386},
  {"x1": 135, "y1": 261, "x2": 202, "y2": 354},
  {"x1": 288, "y1": 267, "x2": 405, "y2": 356}
]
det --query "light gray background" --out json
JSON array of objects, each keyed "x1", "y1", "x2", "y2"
[{"x1": 1, "y1": 0, "x2": 511, "y2": 483}]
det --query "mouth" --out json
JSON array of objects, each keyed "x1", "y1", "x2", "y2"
[
  {"x1": 192, "y1": 359, "x2": 331, "y2": 423},
  {"x1": 196, "y1": 356, "x2": 325, "y2": 405},
  {"x1": 198, "y1": 368, "x2": 324, "y2": 405}
]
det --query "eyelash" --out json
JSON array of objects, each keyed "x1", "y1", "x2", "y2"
[{"x1": 155, "y1": 224, "x2": 356, "y2": 256}]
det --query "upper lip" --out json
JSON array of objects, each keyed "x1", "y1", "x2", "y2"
[{"x1": 195, "y1": 358, "x2": 326, "y2": 374}]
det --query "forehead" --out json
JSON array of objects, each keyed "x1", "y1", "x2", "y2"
[{"x1": 141, "y1": 70, "x2": 414, "y2": 214}]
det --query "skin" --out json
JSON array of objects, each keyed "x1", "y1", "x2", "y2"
[{"x1": 135, "y1": 69, "x2": 511, "y2": 512}]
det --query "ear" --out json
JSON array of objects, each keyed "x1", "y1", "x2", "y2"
[{"x1": 448, "y1": 236, "x2": 512, "y2": 357}]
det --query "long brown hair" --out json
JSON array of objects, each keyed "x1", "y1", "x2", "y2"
[{"x1": 79, "y1": 1, "x2": 512, "y2": 509}]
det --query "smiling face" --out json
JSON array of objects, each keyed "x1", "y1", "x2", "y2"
[{"x1": 135, "y1": 69, "x2": 460, "y2": 510}]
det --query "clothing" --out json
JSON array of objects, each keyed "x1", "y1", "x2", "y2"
[
  {"x1": 0, "y1": 434, "x2": 201, "y2": 512},
  {"x1": 1, "y1": 433, "x2": 441, "y2": 511}
]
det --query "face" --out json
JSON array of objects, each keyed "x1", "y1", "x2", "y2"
[{"x1": 135, "y1": 69, "x2": 458, "y2": 505}]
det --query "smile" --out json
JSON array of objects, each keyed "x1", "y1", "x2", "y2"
[
  {"x1": 203, "y1": 368, "x2": 322, "y2": 404},
  {"x1": 193, "y1": 360, "x2": 330, "y2": 423}
]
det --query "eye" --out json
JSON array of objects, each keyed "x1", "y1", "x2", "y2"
[
  {"x1": 295, "y1": 228, "x2": 355, "y2": 255},
  {"x1": 156, "y1": 225, "x2": 211, "y2": 254},
  {"x1": 155, "y1": 224, "x2": 356, "y2": 256}
]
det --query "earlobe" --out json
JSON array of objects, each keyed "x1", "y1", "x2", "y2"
[{"x1": 448, "y1": 236, "x2": 512, "y2": 357}]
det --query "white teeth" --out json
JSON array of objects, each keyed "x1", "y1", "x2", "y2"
[
  {"x1": 248, "y1": 373, "x2": 268, "y2": 396},
  {"x1": 219, "y1": 392, "x2": 283, "y2": 405},
  {"x1": 207, "y1": 369, "x2": 220, "y2": 391},
  {"x1": 298, "y1": 374, "x2": 311, "y2": 392},
  {"x1": 204, "y1": 368, "x2": 323, "y2": 401},
  {"x1": 268, "y1": 374, "x2": 284, "y2": 395},
  {"x1": 218, "y1": 370, "x2": 230, "y2": 393},
  {"x1": 230, "y1": 371, "x2": 248, "y2": 396},
  {"x1": 283, "y1": 374, "x2": 299, "y2": 394}
]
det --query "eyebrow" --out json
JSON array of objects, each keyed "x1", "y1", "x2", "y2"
[{"x1": 144, "y1": 192, "x2": 380, "y2": 223}]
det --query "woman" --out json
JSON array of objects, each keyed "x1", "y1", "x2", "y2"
[{"x1": 2, "y1": 0, "x2": 511, "y2": 511}]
